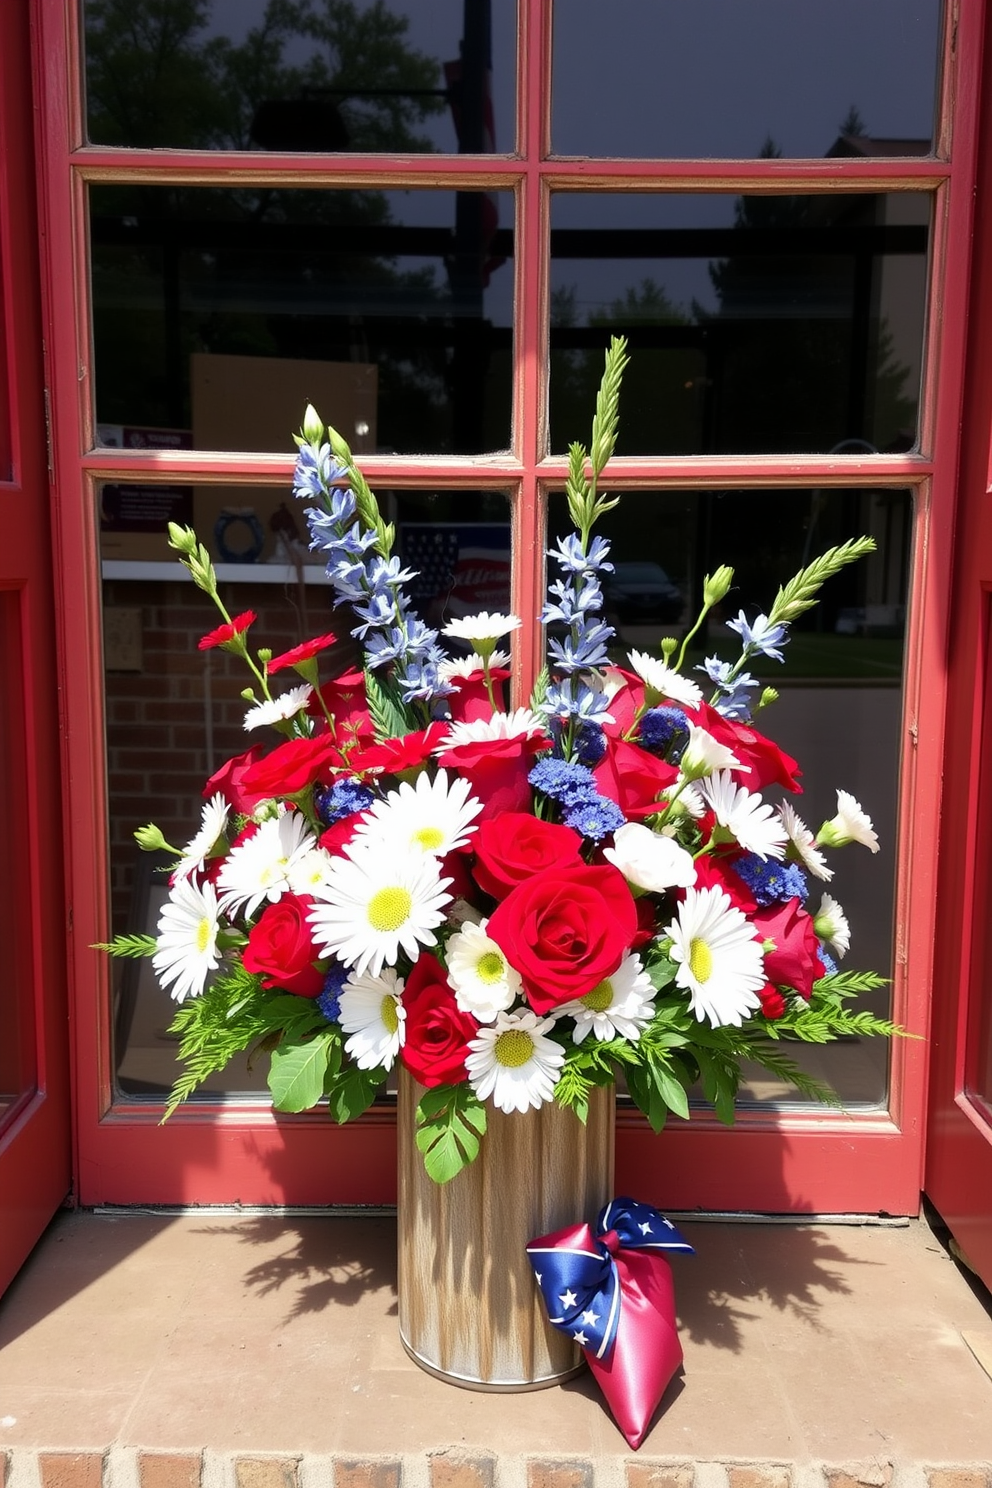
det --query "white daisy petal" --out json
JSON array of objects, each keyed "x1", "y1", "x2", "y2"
[
  {"x1": 152, "y1": 877, "x2": 221, "y2": 1002},
  {"x1": 700, "y1": 770, "x2": 787, "y2": 860},
  {"x1": 679, "y1": 723, "x2": 748, "y2": 779},
  {"x1": 435, "y1": 707, "x2": 548, "y2": 751},
  {"x1": 465, "y1": 1010, "x2": 565, "y2": 1113},
  {"x1": 446, "y1": 918, "x2": 521, "y2": 1022},
  {"x1": 819, "y1": 790, "x2": 880, "y2": 854},
  {"x1": 627, "y1": 651, "x2": 703, "y2": 709},
  {"x1": 556, "y1": 953, "x2": 656, "y2": 1044},
  {"x1": 778, "y1": 801, "x2": 833, "y2": 881},
  {"x1": 307, "y1": 844, "x2": 451, "y2": 978},
  {"x1": 813, "y1": 891, "x2": 851, "y2": 958},
  {"x1": 244, "y1": 684, "x2": 313, "y2": 732},
  {"x1": 350, "y1": 768, "x2": 482, "y2": 858},
  {"x1": 174, "y1": 793, "x2": 230, "y2": 880},
  {"x1": 437, "y1": 649, "x2": 511, "y2": 681},
  {"x1": 217, "y1": 812, "x2": 317, "y2": 918},
  {"x1": 665, "y1": 885, "x2": 765, "y2": 1028},
  {"x1": 442, "y1": 612, "x2": 522, "y2": 645},
  {"x1": 337, "y1": 967, "x2": 406, "y2": 1070}
]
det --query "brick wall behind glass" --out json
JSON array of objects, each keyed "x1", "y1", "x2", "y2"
[{"x1": 103, "y1": 579, "x2": 352, "y2": 931}]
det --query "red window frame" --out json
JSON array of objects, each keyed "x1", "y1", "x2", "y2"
[{"x1": 30, "y1": 0, "x2": 987, "y2": 1210}]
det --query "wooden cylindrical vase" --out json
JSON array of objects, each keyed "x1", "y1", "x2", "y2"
[{"x1": 397, "y1": 1068, "x2": 615, "y2": 1390}]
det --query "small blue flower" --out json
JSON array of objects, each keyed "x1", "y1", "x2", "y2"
[
  {"x1": 732, "y1": 854, "x2": 809, "y2": 906},
  {"x1": 637, "y1": 706, "x2": 689, "y2": 758},
  {"x1": 818, "y1": 947, "x2": 837, "y2": 977},
  {"x1": 315, "y1": 778, "x2": 375, "y2": 827},
  {"x1": 529, "y1": 757, "x2": 597, "y2": 806},
  {"x1": 563, "y1": 794, "x2": 626, "y2": 842},
  {"x1": 317, "y1": 965, "x2": 350, "y2": 1023},
  {"x1": 574, "y1": 723, "x2": 607, "y2": 765},
  {"x1": 727, "y1": 610, "x2": 789, "y2": 664},
  {"x1": 549, "y1": 533, "x2": 614, "y2": 574}
]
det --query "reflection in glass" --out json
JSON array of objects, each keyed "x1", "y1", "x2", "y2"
[
  {"x1": 0, "y1": 595, "x2": 37, "y2": 1127},
  {"x1": 550, "y1": 192, "x2": 929, "y2": 457},
  {"x1": 553, "y1": 0, "x2": 940, "y2": 159},
  {"x1": 102, "y1": 486, "x2": 510, "y2": 1097},
  {"x1": 546, "y1": 486, "x2": 912, "y2": 1108},
  {"x1": 90, "y1": 185, "x2": 513, "y2": 456},
  {"x1": 84, "y1": 0, "x2": 514, "y2": 154}
]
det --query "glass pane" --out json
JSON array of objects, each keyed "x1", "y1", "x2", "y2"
[
  {"x1": 0, "y1": 594, "x2": 37, "y2": 1127},
  {"x1": 552, "y1": 0, "x2": 941, "y2": 159},
  {"x1": 102, "y1": 485, "x2": 511, "y2": 1097},
  {"x1": 546, "y1": 485, "x2": 911, "y2": 1108},
  {"x1": 90, "y1": 185, "x2": 513, "y2": 456},
  {"x1": 550, "y1": 191, "x2": 929, "y2": 456},
  {"x1": 84, "y1": 0, "x2": 514, "y2": 154}
]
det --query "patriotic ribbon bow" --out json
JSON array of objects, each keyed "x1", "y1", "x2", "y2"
[{"x1": 527, "y1": 1196, "x2": 693, "y2": 1360}]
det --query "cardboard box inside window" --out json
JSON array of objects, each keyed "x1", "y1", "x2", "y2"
[{"x1": 191, "y1": 354, "x2": 378, "y2": 565}]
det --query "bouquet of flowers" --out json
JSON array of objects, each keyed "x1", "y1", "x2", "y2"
[{"x1": 101, "y1": 338, "x2": 896, "y2": 1182}]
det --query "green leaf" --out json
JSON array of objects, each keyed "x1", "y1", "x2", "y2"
[
  {"x1": 268, "y1": 1032, "x2": 334, "y2": 1112},
  {"x1": 364, "y1": 667, "x2": 417, "y2": 741},
  {"x1": 626, "y1": 1064, "x2": 668, "y2": 1133},
  {"x1": 93, "y1": 933, "x2": 158, "y2": 958},
  {"x1": 414, "y1": 1084, "x2": 487, "y2": 1183},
  {"x1": 325, "y1": 1061, "x2": 385, "y2": 1124},
  {"x1": 648, "y1": 1056, "x2": 691, "y2": 1121},
  {"x1": 529, "y1": 666, "x2": 550, "y2": 714}
]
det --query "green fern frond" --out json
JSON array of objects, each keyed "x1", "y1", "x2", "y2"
[
  {"x1": 93, "y1": 933, "x2": 158, "y2": 959},
  {"x1": 768, "y1": 536, "x2": 877, "y2": 626}
]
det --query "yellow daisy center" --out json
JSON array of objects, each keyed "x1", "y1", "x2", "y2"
[
  {"x1": 260, "y1": 856, "x2": 289, "y2": 888},
  {"x1": 380, "y1": 996, "x2": 399, "y2": 1034},
  {"x1": 475, "y1": 950, "x2": 506, "y2": 985},
  {"x1": 688, "y1": 937, "x2": 713, "y2": 983},
  {"x1": 195, "y1": 916, "x2": 212, "y2": 954},
  {"x1": 581, "y1": 978, "x2": 614, "y2": 1013},
  {"x1": 494, "y1": 1029, "x2": 533, "y2": 1068},
  {"x1": 413, "y1": 826, "x2": 445, "y2": 851},
  {"x1": 367, "y1": 886, "x2": 413, "y2": 932}
]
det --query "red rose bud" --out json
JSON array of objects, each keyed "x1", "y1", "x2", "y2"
[
  {"x1": 399, "y1": 953, "x2": 477, "y2": 1086},
  {"x1": 759, "y1": 985, "x2": 788, "y2": 1019},
  {"x1": 486, "y1": 862, "x2": 638, "y2": 1013},
  {"x1": 472, "y1": 813, "x2": 584, "y2": 900},
  {"x1": 752, "y1": 897, "x2": 825, "y2": 1001},
  {"x1": 242, "y1": 894, "x2": 324, "y2": 997}
]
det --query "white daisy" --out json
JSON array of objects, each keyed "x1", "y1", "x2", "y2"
[
  {"x1": 627, "y1": 651, "x2": 703, "y2": 709},
  {"x1": 243, "y1": 684, "x2": 313, "y2": 731},
  {"x1": 152, "y1": 876, "x2": 222, "y2": 1003},
  {"x1": 307, "y1": 843, "x2": 451, "y2": 977},
  {"x1": 699, "y1": 770, "x2": 787, "y2": 860},
  {"x1": 603, "y1": 821, "x2": 696, "y2": 893},
  {"x1": 337, "y1": 967, "x2": 406, "y2": 1070},
  {"x1": 778, "y1": 801, "x2": 833, "y2": 881},
  {"x1": 442, "y1": 612, "x2": 522, "y2": 646},
  {"x1": 438, "y1": 649, "x2": 511, "y2": 681},
  {"x1": 174, "y1": 793, "x2": 230, "y2": 880},
  {"x1": 818, "y1": 790, "x2": 880, "y2": 854},
  {"x1": 813, "y1": 892, "x2": 851, "y2": 958},
  {"x1": 678, "y1": 723, "x2": 748, "y2": 781},
  {"x1": 465, "y1": 1009, "x2": 565, "y2": 1114},
  {"x1": 661, "y1": 780, "x2": 706, "y2": 820},
  {"x1": 350, "y1": 769, "x2": 482, "y2": 858},
  {"x1": 216, "y1": 811, "x2": 317, "y2": 918},
  {"x1": 556, "y1": 953, "x2": 656, "y2": 1044},
  {"x1": 436, "y1": 707, "x2": 548, "y2": 751},
  {"x1": 287, "y1": 847, "x2": 334, "y2": 895},
  {"x1": 665, "y1": 885, "x2": 766, "y2": 1028},
  {"x1": 445, "y1": 919, "x2": 522, "y2": 1022}
]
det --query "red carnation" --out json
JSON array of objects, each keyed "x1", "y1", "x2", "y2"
[
  {"x1": 399, "y1": 953, "x2": 478, "y2": 1087},
  {"x1": 198, "y1": 610, "x2": 256, "y2": 651},
  {"x1": 243, "y1": 894, "x2": 324, "y2": 997},
  {"x1": 241, "y1": 735, "x2": 340, "y2": 798},
  {"x1": 759, "y1": 985, "x2": 788, "y2": 1019},
  {"x1": 472, "y1": 813, "x2": 584, "y2": 900},
  {"x1": 752, "y1": 897, "x2": 825, "y2": 1001},
  {"x1": 486, "y1": 862, "x2": 638, "y2": 1013},
  {"x1": 267, "y1": 632, "x2": 338, "y2": 674},
  {"x1": 349, "y1": 723, "x2": 450, "y2": 777}
]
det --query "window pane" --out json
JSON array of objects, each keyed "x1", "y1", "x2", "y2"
[
  {"x1": 84, "y1": 0, "x2": 514, "y2": 154},
  {"x1": 90, "y1": 185, "x2": 513, "y2": 456},
  {"x1": 546, "y1": 485, "x2": 912, "y2": 1108},
  {"x1": 102, "y1": 485, "x2": 511, "y2": 1098},
  {"x1": 552, "y1": 0, "x2": 941, "y2": 159},
  {"x1": 550, "y1": 192, "x2": 929, "y2": 456}
]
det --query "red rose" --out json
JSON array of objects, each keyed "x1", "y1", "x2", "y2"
[
  {"x1": 600, "y1": 668, "x2": 646, "y2": 739},
  {"x1": 691, "y1": 852, "x2": 756, "y2": 913},
  {"x1": 242, "y1": 894, "x2": 324, "y2": 997},
  {"x1": 308, "y1": 669, "x2": 376, "y2": 749},
  {"x1": 436, "y1": 731, "x2": 547, "y2": 820},
  {"x1": 399, "y1": 953, "x2": 478, "y2": 1086},
  {"x1": 593, "y1": 737, "x2": 677, "y2": 819},
  {"x1": 241, "y1": 735, "x2": 340, "y2": 798},
  {"x1": 472, "y1": 813, "x2": 584, "y2": 900},
  {"x1": 447, "y1": 667, "x2": 510, "y2": 724},
  {"x1": 203, "y1": 745, "x2": 267, "y2": 814},
  {"x1": 686, "y1": 700, "x2": 802, "y2": 794},
  {"x1": 487, "y1": 863, "x2": 638, "y2": 1013},
  {"x1": 752, "y1": 897, "x2": 825, "y2": 1001}
]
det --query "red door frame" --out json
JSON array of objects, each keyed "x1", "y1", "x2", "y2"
[
  {"x1": 27, "y1": 0, "x2": 988, "y2": 1212},
  {"x1": 0, "y1": 0, "x2": 71, "y2": 1294},
  {"x1": 925, "y1": 0, "x2": 992, "y2": 1289}
]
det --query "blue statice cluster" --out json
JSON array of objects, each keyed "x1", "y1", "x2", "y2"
[
  {"x1": 294, "y1": 441, "x2": 451, "y2": 705},
  {"x1": 314, "y1": 777, "x2": 375, "y2": 828},
  {"x1": 317, "y1": 965, "x2": 349, "y2": 1023},
  {"x1": 637, "y1": 705, "x2": 689, "y2": 760},
  {"x1": 528, "y1": 757, "x2": 626, "y2": 843},
  {"x1": 732, "y1": 852, "x2": 809, "y2": 906},
  {"x1": 540, "y1": 534, "x2": 617, "y2": 737}
]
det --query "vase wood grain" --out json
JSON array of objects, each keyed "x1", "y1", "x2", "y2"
[{"x1": 397, "y1": 1067, "x2": 615, "y2": 1390}]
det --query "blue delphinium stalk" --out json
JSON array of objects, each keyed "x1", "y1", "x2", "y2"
[
  {"x1": 292, "y1": 409, "x2": 452, "y2": 709},
  {"x1": 699, "y1": 609, "x2": 790, "y2": 721}
]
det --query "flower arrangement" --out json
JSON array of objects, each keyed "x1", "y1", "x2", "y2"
[{"x1": 101, "y1": 338, "x2": 897, "y2": 1182}]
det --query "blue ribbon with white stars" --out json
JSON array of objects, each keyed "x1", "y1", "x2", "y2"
[{"x1": 526, "y1": 1197, "x2": 694, "y2": 1361}]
